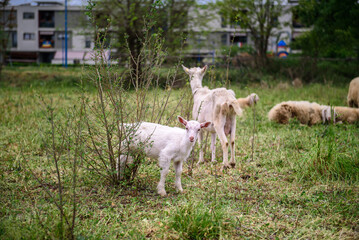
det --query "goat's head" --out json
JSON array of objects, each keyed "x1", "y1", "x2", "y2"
[
  {"x1": 178, "y1": 116, "x2": 211, "y2": 143},
  {"x1": 182, "y1": 65, "x2": 207, "y2": 84}
]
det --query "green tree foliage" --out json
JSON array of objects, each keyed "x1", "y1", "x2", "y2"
[
  {"x1": 216, "y1": 0, "x2": 286, "y2": 66},
  {"x1": 90, "y1": 0, "x2": 194, "y2": 82},
  {"x1": 0, "y1": 0, "x2": 15, "y2": 78},
  {"x1": 293, "y1": 0, "x2": 359, "y2": 58}
]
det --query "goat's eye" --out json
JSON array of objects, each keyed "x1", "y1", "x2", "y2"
[{"x1": 198, "y1": 129, "x2": 200, "y2": 131}]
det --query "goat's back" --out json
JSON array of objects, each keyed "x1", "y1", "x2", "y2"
[
  {"x1": 193, "y1": 88, "x2": 239, "y2": 123},
  {"x1": 125, "y1": 122, "x2": 184, "y2": 158}
]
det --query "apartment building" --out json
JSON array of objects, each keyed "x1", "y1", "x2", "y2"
[
  {"x1": 4, "y1": 0, "x2": 92, "y2": 64},
  {"x1": 4, "y1": 0, "x2": 307, "y2": 64},
  {"x1": 186, "y1": 1, "x2": 306, "y2": 61}
]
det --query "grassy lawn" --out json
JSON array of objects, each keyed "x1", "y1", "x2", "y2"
[{"x1": 0, "y1": 66, "x2": 358, "y2": 239}]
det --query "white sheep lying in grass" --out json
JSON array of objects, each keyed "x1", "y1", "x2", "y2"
[
  {"x1": 268, "y1": 101, "x2": 328, "y2": 126},
  {"x1": 322, "y1": 106, "x2": 359, "y2": 124},
  {"x1": 122, "y1": 116, "x2": 210, "y2": 196},
  {"x1": 347, "y1": 77, "x2": 359, "y2": 108}
]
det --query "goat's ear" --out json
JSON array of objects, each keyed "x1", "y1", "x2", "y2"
[
  {"x1": 200, "y1": 121, "x2": 211, "y2": 128},
  {"x1": 201, "y1": 65, "x2": 208, "y2": 74},
  {"x1": 182, "y1": 65, "x2": 190, "y2": 74},
  {"x1": 178, "y1": 116, "x2": 187, "y2": 126}
]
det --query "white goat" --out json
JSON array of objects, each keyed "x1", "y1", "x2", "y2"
[
  {"x1": 122, "y1": 116, "x2": 210, "y2": 196},
  {"x1": 182, "y1": 65, "x2": 245, "y2": 169}
]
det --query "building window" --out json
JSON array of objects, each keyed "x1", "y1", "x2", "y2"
[
  {"x1": 221, "y1": 34, "x2": 227, "y2": 45},
  {"x1": 23, "y1": 33, "x2": 35, "y2": 40},
  {"x1": 6, "y1": 31, "x2": 17, "y2": 48},
  {"x1": 220, "y1": 12, "x2": 228, "y2": 28},
  {"x1": 39, "y1": 11, "x2": 55, "y2": 28},
  {"x1": 230, "y1": 35, "x2": 247, "y2": 45},
  {"x1": 39, "y1": 31, "x2": 55, "y2": 48},
  {"x1": 11, "y1": 31, "x2": 17, "y2": 47},
  {"x1": 57, "y1": 32, "x2": 71, "y2": 40},
  {"x1": 85, "y1": 36, "x2": 91, "y2": 48},
  {"x1": 23, "y1": 12, "x2": 35, "y2": 19}
]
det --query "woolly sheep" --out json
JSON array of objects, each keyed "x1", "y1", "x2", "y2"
[
  {"x1": 347, "y1": 77, "x2": 359, "y2": 108},
  {"x1": 329, "y1": 106, "x2": 359, "y2": 124},
  {"x1": 182, "y1": 65, "x2": 244, "y2": 169},
  {"x1": 268, "y1": 101, "x2": 328, "y2": 126},
  {"x1": 237, "y1": 93, "x2": 259, "y2": 109},
  {"x1": 122, "y1": 116, "x2": 210, "y2": 196}
]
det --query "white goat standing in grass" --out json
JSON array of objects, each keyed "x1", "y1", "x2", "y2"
[
  {"x1": 122, "y1": 116, "x2": 210, "y2": 196},
  {"x1": 182, "y1": 65, "x2": 258, "y2": 169}
]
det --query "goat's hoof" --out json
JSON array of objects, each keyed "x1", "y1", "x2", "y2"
[
  {"x1": 158, "y1": 190, "x2": 167, "y2": 197},
  {"x1": 230, "y1": 162, "x2": 236, "y2": 168},
  {"x1": 197, "y1": 161, "x2": 204, "y2": 166},
  {"x1": 177, "y1": 188, "x2": 183, "y2": 193},
  {"x1": 221, "y1": 165, "x2": 230, "y2": 171}
]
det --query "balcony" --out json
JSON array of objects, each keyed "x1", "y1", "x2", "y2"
[
  {"x1": 39, "y1": 11, "x2": 55, "y2": 28},
  {"x1": 39, "y1": 31, "x2": 54, "y2": 48}
]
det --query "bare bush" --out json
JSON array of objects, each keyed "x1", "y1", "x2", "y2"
[
  {"x1": 22, "y1": 98, "x2": 83, "y2": 239},
  {"x1": 81, "y1": 1, "x2": 189, "y2": 186}
]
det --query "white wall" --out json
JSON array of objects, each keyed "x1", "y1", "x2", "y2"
[{"x1": 17, "y1": 6, "x2": 38, "y2": 51}]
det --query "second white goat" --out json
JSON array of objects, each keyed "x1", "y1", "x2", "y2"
[{"x1": 123, "y1": 116, "x2": 210, "y2": 196}]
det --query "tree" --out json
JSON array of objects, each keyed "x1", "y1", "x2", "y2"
[
  {"x1": 216, "y1": 0, "x2": 287, "y2": 67},
  {"x1": 89, "y1": 0, "x2": 194, "y2": 83},
  {"x1": 293, "y1": 0, "x2": 359, "y2": 59},
  {"x1": 0, "y1": 0, "x2": 15, "y2": 79}
]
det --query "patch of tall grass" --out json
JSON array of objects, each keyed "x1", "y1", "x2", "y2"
[
  {"x1": 169, "y1": 202, "x2": 230, "y2": 240},
  {"x1": 296, "y1": 125, "x2": 359, "y2": 183}
]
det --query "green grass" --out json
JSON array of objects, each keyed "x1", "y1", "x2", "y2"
[{"x1": 0, "y1": 67, "x2": 358, "y2": 239}]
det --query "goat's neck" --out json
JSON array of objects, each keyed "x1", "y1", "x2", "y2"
[{"x1": 190, "y1": 75, "x2": 203, "y2": 94}]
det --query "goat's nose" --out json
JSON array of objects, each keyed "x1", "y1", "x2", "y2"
[{"x1": 189, "y1": 136, "x2": 194, "y2": 142}]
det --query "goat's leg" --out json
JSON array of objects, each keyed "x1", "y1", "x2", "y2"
[
  {"x1": 197, "y1": 131, "x2": 205, "y2": 165},
  {"x1": 214, "y1": 127, "x2": 229, "y2": 168},
  {"x1": 210, "y1": 132, "x2": 217, "y2": 162},
  {"x1": 174, "y1": 161, "x2": 183, "y2": 192},
  {"x1": 157, "y1": 157, "x2": 170, "y2": 196},
  {"x1": 229, "y1": 117, "x2": 237, "y2": 168}
]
